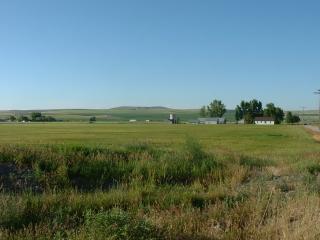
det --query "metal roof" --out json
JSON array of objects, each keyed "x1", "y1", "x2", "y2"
[
  {"x1": 254, "y1": 117, "x2": 275, "y2": 121},
  {"x1": 198, "y1": 118, "x2": 225, "y2": 121}
]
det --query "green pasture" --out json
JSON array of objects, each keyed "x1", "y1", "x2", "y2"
[
  {"x1": 0, "y1": 108, "x2": 236, "y2": 122},
  {"x1": 0, "y1": 123, "x2": 318, "y2": 158},
  {"x1": 1, "y1": 107, "x2": 319, "y2": 124}
]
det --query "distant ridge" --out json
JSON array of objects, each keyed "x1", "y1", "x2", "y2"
[
  {"x1": 0, "y1": 107, "x2": 171, "y2": 113},
  {"x1": 111, "y1": 106, "x2": 171, "y2": 110}
]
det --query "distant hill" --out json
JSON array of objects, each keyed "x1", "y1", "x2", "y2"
[
  {"x1": 111, "y1": 106, "x2": 170, "y2": 110},
  {"x1": 0, "y1": 107, "x2": 237, "y2": 122},
  {"x1": 3, "y1": 107, "x2": 318, "y2": 123}
]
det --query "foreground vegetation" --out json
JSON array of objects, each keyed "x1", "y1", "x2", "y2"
[{"x1": 0, "y1": 124, "x2": 320, "y2": 239}]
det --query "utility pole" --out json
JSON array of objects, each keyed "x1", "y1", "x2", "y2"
[
  {"x1": 314, "y1": 90, "x2": 320, "y2": 123},
  {"x1": 301, "y1": 106, "x2": 306, "y2": 123}
]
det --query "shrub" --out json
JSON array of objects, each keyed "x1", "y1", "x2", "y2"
[
  {"x1": 155, "y1": 154, "x2": 221, "y2": 185},
  {"x1": 239, "y1": 156, "x2": 274, "y2": 169},
  {"x1": 80, "y1": 209, "x2": 161, "y2": 240},
  {"x1": 89, "y1": 116, "x2": 96, "y2": 123},
  {"x1": 185, "y1": 137, "x2": 206, "y2": 164},
  {"x1": 307, "y1": 163, "x2": 320, "y2": 175},
  {"x1": 191, "y1": 195, "x2": 206, "y2": 209}
]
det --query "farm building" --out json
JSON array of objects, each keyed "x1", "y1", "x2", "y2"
[
  {"x1": 169, "y1": 114, "x2": 178, "y2": 124},
  {"x1": 198, "y1": 118, "x2": 226, "y2": 124},
  {"x1": 254, "y1": 117, "x2": 275, "y2": 125}
]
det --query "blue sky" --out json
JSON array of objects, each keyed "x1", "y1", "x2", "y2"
[{"x1": 0, "y1": 0, "x2": 319, "y2": 110}]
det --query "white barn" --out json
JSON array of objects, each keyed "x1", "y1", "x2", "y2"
[{"x1": 254, "y1": 117, "x2": 275, "y2": 125}]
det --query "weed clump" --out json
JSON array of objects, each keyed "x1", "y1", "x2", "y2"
[
  {"x1": 306, "y1": 163, "x2": 320, "y2": 175},
  {"x1": 80, "y1": 209, "x2": 162, "y2": 240},
  {"x1": 239, "y1": 156, "x2": 274, "y2": 169}
]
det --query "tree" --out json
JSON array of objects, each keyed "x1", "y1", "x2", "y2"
[
  {"x1": 18, "y1": 116, "x2": 30, "y2": 122},
  {"x1": 235, "y1": 105, "x2": 243, "y2": 121},
  {"x1": 244, "y1": 113, "x2": 254, "y2": 124},
  {"x1": 31, "y1": 112, "x2": 42, "y2": 121},
  {"x1": 9, "y1": 115, "x2": 16, "y2": 122},
  {"x1": 207, "y1": 100, "x2": 226, "y2": 118},
  {"x1": 264, "y1": 103, "x2": 284, "y2": 124},
  {"x1": 249, "y1": 99, "x2": 263, "y2": 116},
  {"x1": 292, "y1": 115, "x2": 301, "y2": 123},
  {"x1": 29, "y1": 112, "x2": 57, "y2": 122},
  {"x1": 235, "y1": 99, "x2": 263, "y2": 124},
  {"x1": 286, "y1": 111, "x2": 300, "y2": 124},
  {"x1": 199, "y1": 106, "x2": 207, "y2": 117},
  {"x1": 46, "y1": 116, "x2": 57, "y2": 122},
  {"x1": 89, "y1": 116, "x2": 96, "y2": 123},
  {"x1": 286, "y1": 111, "x2": 293, "y2": 123}
]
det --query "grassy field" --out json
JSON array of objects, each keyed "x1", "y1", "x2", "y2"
[
  {"x1": 0, "y1": 107, "x2": 319, "y2": 124},
  {"x1": 293, "y1": 110, "x2": 320, "y2": 124},
  {"x1": 0, "y1": 123, "x2": 317, "y2": 155},
  {"x1": 1, "y1": 107, "x2": 318, "y2": 124},
  {"x1": 1, "y1": 123, "x2": 320, "y2": 239}
]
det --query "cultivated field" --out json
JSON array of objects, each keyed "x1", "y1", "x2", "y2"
[
  {"x1": 0, "y1": 107, "x2": 236, "y2": 122},
  {"x1": 1, "y1": 123, "x2": 320, "y2": 239}
]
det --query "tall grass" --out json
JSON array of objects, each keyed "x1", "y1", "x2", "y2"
[{"x1": 1, "y1": 137, "x2": 320, "y2": 239}]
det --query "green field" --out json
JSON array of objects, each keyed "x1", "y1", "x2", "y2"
[
  {"x1": 293, "y1": 110, "x2": 320, "y2": 123},
  {"x1": 1, "y1": 123, "x2": 320, "y2": 239},
  {"x1": 0, "y1": 107, "x2": 236, "y2": 122},
  {"x1": 1, "y1": 107, "x2": 318, "y2": 124},
  {"x1": 0, "y1": 123, "x2": 317, "y2": 156}
]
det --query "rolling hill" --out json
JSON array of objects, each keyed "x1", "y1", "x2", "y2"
[
  {"x1": 1, "y1": 107, "x2": 318, "y2": 123},
  {"x1": 0, "y1": 107, "x2": 236, "y2": 122}
]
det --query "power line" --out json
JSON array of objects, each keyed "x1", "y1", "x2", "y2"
[
  {"x1": 314, "y1": 90, "x2": 320, "y2": 122},
  {"x1": 301, "y1": 106, "x2": 306, "y2": 123}
]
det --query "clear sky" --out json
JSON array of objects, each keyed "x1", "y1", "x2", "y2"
[{"x1": 0, "y1": 0, "x2": 319, "y2": 110}]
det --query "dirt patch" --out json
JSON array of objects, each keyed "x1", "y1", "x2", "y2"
[
  {"x1": 0, "y1": 163, "x2": 42, "y2": 193},
  {"x1": 304, "y1": 125, "x2": 320, "y2": 142},
  {"x1": 313, "y1": 134, "x2": 320, "y2": 142}
]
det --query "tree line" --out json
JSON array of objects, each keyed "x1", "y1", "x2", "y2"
[
  {"x1": 9, "y1": 112, "x2": 57, "y2": 122},
  {"x1": 200, "y1": 99, "x2": 300, "y2": 124},
  {"x1": 200, "y1": 100, "x2": 226, "y2": 118}
]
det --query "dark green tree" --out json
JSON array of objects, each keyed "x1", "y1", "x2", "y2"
[
  {"x1": 18, "y1": 116, "x2": 30, "y2": 122},
  {"x1": 249, "y1": 99, "x2": 263, "y2": 116},
  {"x1": 46, "y1": 116, "x2": 57, "y2": 122},
  {"x1": 199, "y1": 106, "x2": 207, "y2": 117},
  {"x1": 31, "y1": 112, "x2": 42, "y2": 121},
  {"x1": 286, "y1": 111, "x2": 300, "y2": 124},
  {"x1": 207, "y1": 100, "x2": 226, "y2": 118},
  {"x1": 89, "y1": 116, "x2": 96, "y2": 123},
  {"x1": 244, "y1": 113, "x2": 254, "y2": 124},
  {"x1": 9, "y1": 115, "x2": 16, "y2": 122},
  {"x1": 286, "y1": 111, "x2": 293, "y2": 123},
  {"x1": 264, "y1": 103, "x2": 284, "y2": 124},
  {"x1": 235, "y1": 99, "x2": 263, "y2": 124},
  {"x1": 292, "y1": 115, "x2": 301, "y2": 123},
  {"x1": 235, "y1": 105, "x2": 243, "y2": 121}
]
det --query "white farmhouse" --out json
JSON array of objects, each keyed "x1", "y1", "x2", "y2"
[{"x1": 254, "y1": 117, "x2": 275, "y2": 125}]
